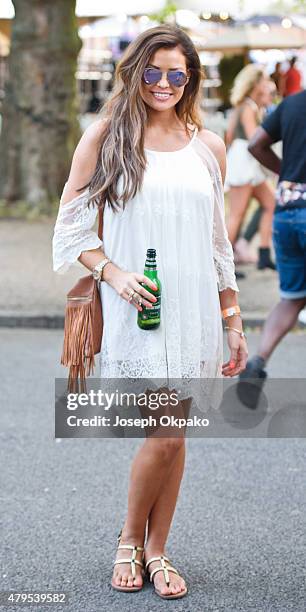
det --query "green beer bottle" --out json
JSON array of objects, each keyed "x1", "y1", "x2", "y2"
[{"x1": 137, "y1": 248, "x2": 161, "y2": 330}]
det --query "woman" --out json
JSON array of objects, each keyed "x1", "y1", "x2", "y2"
[
  {"x1": 229, "y1": 78, "x2": 278, "y2": 266},
  {"x1": 226, "y1": 65, "x2": 276, "y2": 270},
  {"x1": 53, "y1": 25, "x2": 247, "y2": 600}
]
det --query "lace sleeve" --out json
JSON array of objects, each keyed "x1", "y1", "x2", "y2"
[
  {"x1": 212, "y1": 172, "x2": 239, "y2": 293},
  {"x1": 52, "y1": 183, "x2": 103, "y2": 274},
  {"x1": 192, "y1": 135, "x2": 239, "y2": 293}
]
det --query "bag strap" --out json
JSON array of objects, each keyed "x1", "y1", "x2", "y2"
[{"x1": 97, "y1": 205, "x2": 104, "y2": 240}]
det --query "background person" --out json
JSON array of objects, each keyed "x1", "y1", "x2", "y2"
[
  {"x1": 270, "y1": 61, "x2": 285, "y2": 97},
  {"x1": 234, "y1": 79, "x2": 278, "y2": 265},
  {"x1": 282, "y1": 56, "x2": 302, "y2": 97},
  {"x1": 86, "y1": 92, "x2": 102, "y2": 113},
  {"x1": 240, "y1": 89, "x2": 306, "y2": 380},
  {"x1": 225, "y1": 66, "x2": 276, "y2": 270}
]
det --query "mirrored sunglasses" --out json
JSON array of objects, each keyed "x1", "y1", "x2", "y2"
[{"x1": 142, "y1": 67, "x2": 188, "y2": 88}]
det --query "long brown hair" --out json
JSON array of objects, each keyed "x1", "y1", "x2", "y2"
[{"x1": 84, "y1": 25, "x2": 204, "y2": 212}]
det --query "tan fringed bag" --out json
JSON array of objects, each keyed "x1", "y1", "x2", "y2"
[{"x1": 61, "y1": 206, "x2": 104, "y2": 393}]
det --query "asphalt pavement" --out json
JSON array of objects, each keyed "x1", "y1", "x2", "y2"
[{"x1": 1, "y1": 329, "x2": 306, "y2": 612}]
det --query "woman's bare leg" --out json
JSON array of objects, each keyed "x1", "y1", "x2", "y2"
[
  {"x1": 227, "y1": 184, "x2": 253, "y2": 245},
  {"x1": 145, "y1": 440, "x2": 187, "y2": 595},
  {"x1": 252, "y1": 181, "x2": 275, "y2": 248},
  {"x1": 112, "y1": 435, "x2": 185, "y2": 588},
  {"x1": 257, "y1": 297, "x2": 306, "y2": 361}
]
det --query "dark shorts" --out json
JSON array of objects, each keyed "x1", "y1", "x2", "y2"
[{"x1": 273, "y1": 206, "x2": 306, "y2": 300}]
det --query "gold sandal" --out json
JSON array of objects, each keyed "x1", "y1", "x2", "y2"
[
  {"x1": 145, "y1": 555, "x2": 188, "y2": 599},
  {"x1": 111, "y1": 529, "x2": 145, "y2": 592}
]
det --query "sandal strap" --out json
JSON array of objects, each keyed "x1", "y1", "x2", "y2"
[
  {"x1": 145, "y1": 555, "x2": 170, "y2": 570},
  {"x1": 116, "y1": 529, "x2": 144, "y2": 552},
  {"x1": 114, "y1": 558, "x2": 143, "y2": 566},
  {"x1": 114, "y1": 558, "x2": 143, "y2": 579},
  {"x1": 114, "y1": 538, "x2": 144, "y2": 580},
  {"x1": 145, "y1": 555, "x2": 178, "y2": 587},
  {"x1": 117, "y1": 544, "x2": 144, "y2": 552},
  {"x1": 117, "y1": 529, "x2": 123, "y2": 543},
  {"x1": 150, "y1": 565, "x2": 178, "y2": 586}
]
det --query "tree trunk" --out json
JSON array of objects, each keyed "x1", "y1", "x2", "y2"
[{"x1": 0, "y1": 0, "x2": 82, "y2": 213}]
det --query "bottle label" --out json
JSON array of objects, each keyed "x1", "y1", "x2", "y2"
[{"x1": 140, "y1": 295, "x2": 161, "y2": 321}]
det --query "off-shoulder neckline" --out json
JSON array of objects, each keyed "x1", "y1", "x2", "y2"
[{"x1": 60, "y1": 182, "x2": 89, "y2": 206}]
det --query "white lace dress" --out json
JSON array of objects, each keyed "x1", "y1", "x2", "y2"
[{"x1": 53, "y1": 127, "x2": 239, "y2": 411}]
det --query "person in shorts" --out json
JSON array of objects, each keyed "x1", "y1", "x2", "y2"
[
  {"x1": 240, "y1": 89, "x2": 306, "y2": 379},
  {"x1": 225, "y1": 65, "x2": 275, "y2": 270}
]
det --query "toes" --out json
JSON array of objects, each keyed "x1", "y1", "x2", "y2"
[
  {"x1": 114, "y1": 572, "x2": 122, "y2": 586},
  {"x1": 161, "y1": 578, "x2": 186, "y2": 596},
  {"x1": 133, "y1": 575, "x2": 143, "y2": 587},
  {"x1": 126, "y1": 575, "x2": 134, "y2": 587},
  {"x1": 160, "y1": 585, "x2": 171, "y2": 595},
  {"x1": 147, "y1": 560, "x2": 186, "y2": 597},
  {"x1": 168, "y1": 581, "x2": 179, "y2": 594},
  {"x1": 120, "y1": 573, "x2": 129, "y2": 586}
]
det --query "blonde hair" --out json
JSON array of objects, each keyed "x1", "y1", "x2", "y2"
[
  {"x1": 81, "y1": 25, "x2": 204, "y2": 212},
  {"x1": 230, "y1": 64, "x2": 266, "y2": 107}
]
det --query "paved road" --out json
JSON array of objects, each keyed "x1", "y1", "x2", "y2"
[{"x1": 1, "y1": 330, "x2": 306, "y2": 612}]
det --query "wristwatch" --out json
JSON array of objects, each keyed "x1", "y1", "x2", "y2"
[
  {"x1": 222, "y1": 305, "x2": 241, "y2": 319},
  {"x1": 92, "y1": 257, "x2": 111, "y2": 281}
]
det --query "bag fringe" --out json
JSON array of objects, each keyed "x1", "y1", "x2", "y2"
[{"x1": 61, "y1": 302, "x2": 96, "y2": 393}]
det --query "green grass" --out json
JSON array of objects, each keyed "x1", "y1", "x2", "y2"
[{"x1": 0, "y1": 199, "x2": 59, "y2": 220}]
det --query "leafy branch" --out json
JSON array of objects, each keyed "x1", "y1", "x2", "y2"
[{"x1": 150, "y1": 0, "x2": 177, "y2": 24}]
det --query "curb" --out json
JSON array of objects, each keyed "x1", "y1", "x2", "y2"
[
  {"x1": 0, "y1": 315, "x2": 65, "y2": 329},
  {"x1": 0, "y1": 314, "x2": 305, "y2": 331}
]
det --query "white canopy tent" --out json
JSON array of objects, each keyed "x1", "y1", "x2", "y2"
[
  {"x1": 0, "y1": 0, "x2": 14, "y2": 18},
  {"x1": 79, "y1": 17, "x2": 136, "y2": 38},
  {"x1": 0, "y1": 0, "x2": 303, "y2": 19},
  {"x1": 175, "y1": 0, "x2": 300, "y2": 16},
  {"x1": 76, "y1": 0, "x2": 164, "y2": 17},
  {"x1": 1, "y1": 1, "x2": 162, "y2": 19},
  {"x1": 202, "y1": 24, "x2": 306, "y2": 52}
]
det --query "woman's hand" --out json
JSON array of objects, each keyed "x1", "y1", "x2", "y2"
[
  {"x1": 103, "y1": 265, "x2": 157, "y2": 311},
  {"x1": 222, "y1": 329, "x2": 248, "y2": 377}
]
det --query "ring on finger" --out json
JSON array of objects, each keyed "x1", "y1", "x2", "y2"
[
  {"x1": 129, "y1": 291, "x2": 142, "y2": 305},
  {"x1": 128, "y1": 289, "x2": 136, "y2": 303}
]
